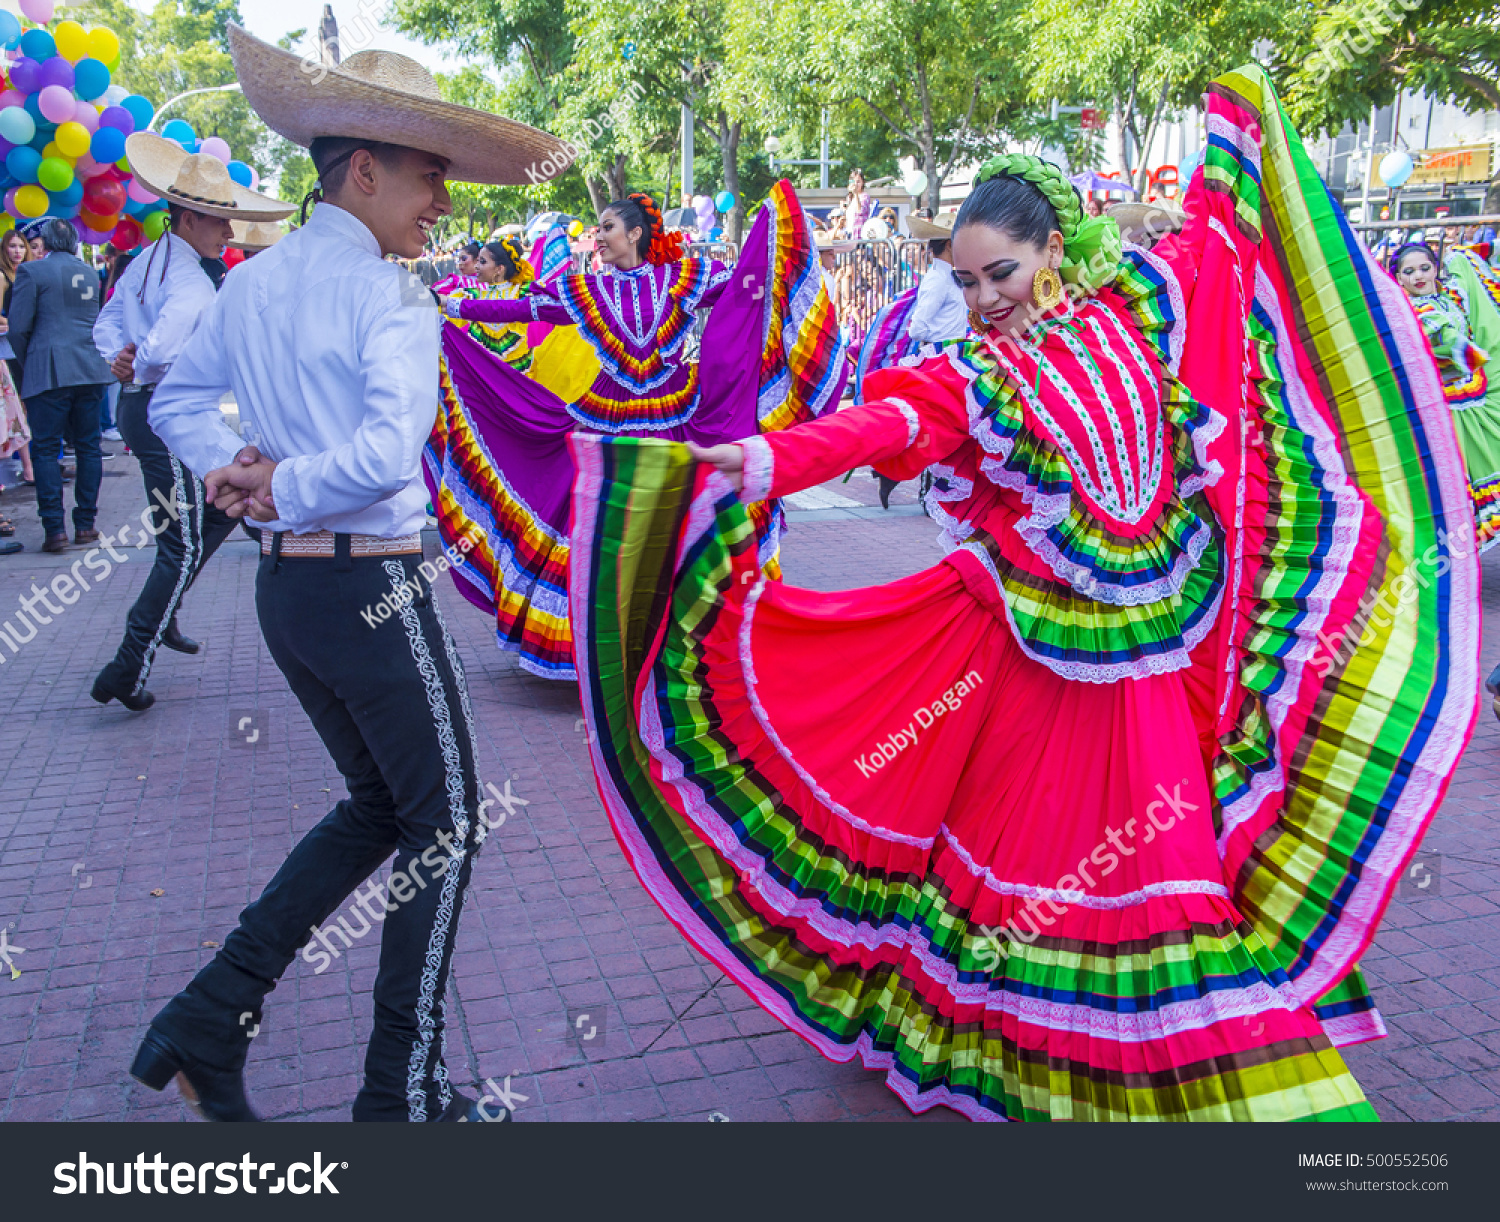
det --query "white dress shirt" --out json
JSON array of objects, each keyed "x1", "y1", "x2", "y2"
[
  {"x1": 149, "y1": 203, "x2": 440, "y2": 538},
  {"x1": 93, "y1": 232, "x2": 217, "y2": 384},
  {"x1": 907, "y1": 258, "x2": 968, "y2": 344}
]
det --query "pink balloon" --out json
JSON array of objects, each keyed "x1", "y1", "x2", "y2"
[
  {"x1": 72, "y1": 101, "x2": 99, "y2": 133},
  {"x1": 75, "y1": 153, "x2": 110, "y2": 179},
  {"x1": 126, "y1": 177, "x2": 158, "y2": 204},
  {"x1": 199, "y1": 135, "x2": 231, "y2": 163},
  {"x1": 247, "y1": 166, "x2": 260, "y2": 190},
  {"x1": 0, "y1": 90, "x2": 23, "y2": 112},
  {"x1": 18, "y1": 0, "x2": 54, "y2": 24},
  {"x1": 39, "y1": 85, "x2": 75, "y2": 125}
]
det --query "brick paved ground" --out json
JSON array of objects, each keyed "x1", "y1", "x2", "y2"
[{"x1": 0, "y1": 445, "x2": 1496, "y2": 1123}]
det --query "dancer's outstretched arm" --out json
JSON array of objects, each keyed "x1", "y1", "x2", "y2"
[
  {"x1": 690, "y1": 359, "x2": 970, "y2": 499},
  {"x1": 446, "y1": 290, "x2": 572, "y2": 325}
]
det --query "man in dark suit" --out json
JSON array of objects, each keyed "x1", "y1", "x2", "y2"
[{"x1": 9, "y1": 219, "x2": 113, "y2": 553}]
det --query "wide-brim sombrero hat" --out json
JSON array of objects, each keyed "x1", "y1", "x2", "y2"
[
  {"x1": 1106, "y1": 201, "x2": 1187, "y2": 241},
  {"x1": 228, "y1": 219, "x2": 284, "y2": 250},
  {"x1": 906, "y1": 212, "x2": 956, "y2": 241},
  {"x1": 227, "y1": 24, "x2": 569, "y2": 186},
  {"x1": 126, "y1": 133, "x2": 295, "y2": 221}
]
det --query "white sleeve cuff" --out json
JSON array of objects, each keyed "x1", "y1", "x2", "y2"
[
  {"x1": 740, "y1": 435, "x2": 774, "y2": 503},
  {"x1": 888, "y1": 399, "x2": 921, "y2": 447}
]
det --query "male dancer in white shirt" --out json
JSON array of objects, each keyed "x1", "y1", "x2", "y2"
[
  {"x1": 91, "y1": 139, "x2": 294, "y2": 711},
  {"x1": 129, "y1": 26, "x2": 567, "y2": 1123}
]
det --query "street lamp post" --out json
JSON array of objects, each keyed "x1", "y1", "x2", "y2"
[{"x1": 148, "y1": 83, "x2": 242, "y2": 132}]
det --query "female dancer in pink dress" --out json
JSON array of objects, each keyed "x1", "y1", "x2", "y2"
[
  {"x1": 566, "y1": 67, "x2": 1478, "y2": 1121},
  {"x1": 424, "y1": 186, "x2": 845, "y2": 678}
]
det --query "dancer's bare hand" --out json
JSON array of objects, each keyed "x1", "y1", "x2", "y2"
[
  {"x1": 111, "y1": 343, "x2": 137, "y2": 383},
  {"x1": 686, "y1": 442, "x2": 746, "y2": 492},
  {"x1": 207, "y1": 447, "x2": 278, "y2": 520}
]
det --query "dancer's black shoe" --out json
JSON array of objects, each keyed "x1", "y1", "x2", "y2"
[
  {"x1": 91, "y1": 674, "x2": 155, "y2": 712},
  {"x1": 163, "y1": 621, "x2": 200, "y2": 654},
  {"x1": 130, "y1": 1028, "x2": 260, "y2": 1122}
]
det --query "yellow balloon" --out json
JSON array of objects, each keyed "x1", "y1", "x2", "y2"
[
  {"x1": 42, "y1": 141, "x2": 62, "y2": 161},
  {"x1": 86, "y1": 27, "x2": 121, "y2": 64},
  {"x1": 55, "y1": 121, "x2": 91, "y2": 159},
  {"x1": 14, "y1": 184, "x2": 49, "y2": 218},
  {"x1": 0, "y1": 215, "x2": 14, "y2": 235},
  {"x1": 55, "y1": 20, "x2": 90, "y2": 63}
]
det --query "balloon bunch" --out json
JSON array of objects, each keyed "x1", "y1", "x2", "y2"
[
  {"x1": 0, "y1": 9, "x2": 157, "y2": 249},
  {"x1": 142, "y1": 117, "x2": 261, "y2": 247}
]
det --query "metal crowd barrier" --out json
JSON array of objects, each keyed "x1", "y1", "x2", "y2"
[{"x1": 1349, "y1": 214, "x2": 1500, "y2": 266}]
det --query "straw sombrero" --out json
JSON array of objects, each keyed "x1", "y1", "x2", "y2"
[
  {"x1": 228, "y1": 219, "x2": 284, "y2": 250},
  {"x1": 126, "y1": 133, "x2": 295, "y2": 221},
  {"x1": 1106, "y1": 201, "x2": 1187, "y2": 243},
  {"x1": 813, "y1": 229, "x2": 856, "y2": 253},
  {"x1": 906, "y1": 212, "x2": 956, "y2": 241},
  {"x1": 227, "y1": 23, "x2": 569, "y2": 186}
]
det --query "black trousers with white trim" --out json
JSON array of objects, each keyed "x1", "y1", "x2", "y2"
[
  {"x1": 98, "y1": 386, "x2": 237, "y2": 695},
  {"x1": 151, "y1": 548, "x2": 485, "y2": 1122}
]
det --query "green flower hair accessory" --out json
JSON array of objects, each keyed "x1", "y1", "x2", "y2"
[{"x1": 971, "y1": 153, "x2": 1122, "y2": 297}]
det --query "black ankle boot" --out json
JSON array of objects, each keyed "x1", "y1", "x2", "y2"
[
  {"x1": 91, "y1": 673, "x2": 155, "y2": 712},
  {"x1": 163, "y1": 621, "x2": 200, "y2": 654},
  {"x1": 130, "y1": 1028, "x2": 260, "y2": 1122}
]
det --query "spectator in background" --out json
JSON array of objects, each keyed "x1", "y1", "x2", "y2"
[
  {"x1": 1085, "y1": 198, "x2": 1104, "y2": 218},
  {"x1": 0, "y1": 226, "x2": 34, "y2": 489},
  {"x1": 23, "y1": 217, "x2": 47, "y2": 261},
  {"x1": 7, "y1": 218, "x2": 112, "y2": 553}
]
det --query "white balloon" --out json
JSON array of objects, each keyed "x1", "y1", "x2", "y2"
[
  {"x1": 903, "y1": 170, "x2": 928, "y2": 197},
  {"x1": 1379, "y1": 150, "x2": 1415, "y2": 188},
  {"x1": 102, "y1": 86, "x2": 128, "y2": 106}
]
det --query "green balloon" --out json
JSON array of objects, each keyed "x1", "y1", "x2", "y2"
[
  {"x1": 37, "y1": 157, "x2": 74, "y2": 193},
  {"x1": 143, "y1": 209, "x2": 169, "y2": 241}
]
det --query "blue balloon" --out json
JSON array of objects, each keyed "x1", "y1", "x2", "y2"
[
  {"x1": 0, "y1": 107, "x2": 33, "y2": 145},
  {"x1": 18, "y1": 29, "x2": 55, "y2": 61},
  {"x1": 714, "y1": 190, "x2": 735, "y2": 213},
  {"x1": 161, "y1": 118, "x2": 196, "y2": 145},
  {"x1": 52, "y1": 179, "x2": 84, "y2": 207},
  {"x1": 124, "y1": 196, "x2": 149, "y2": 217},
  {"x1": 28, "y1": 127, "x2": 55, "y2": 154},
  {"x1": 0, "y1": 12, "x2": 20, "y2": 50},
  {"x1": 6, "y1": 146, "x2": 41, "y2": 185},
  {"x1": 22, "y1": 93, "x2": 43, "y2": 125},
  {"x1": 121, "y1": 94, "x2": 155, "y2": 132},
  {"x1": 90, "y1": 126, "x2": 126, "y2": 163},
  {"x1": 73, "y1": 58, "x2": 111, "y2": 102},
  {"x1": 226, "y1": 159, "x2": 253, "y2": 187}
]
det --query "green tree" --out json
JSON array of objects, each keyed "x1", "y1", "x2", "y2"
[
  {"x1": 803, "y1": 0, "x2": 1027, "y2": 211},
  {"x1": 1281, "y1": 0, "x2": 1500, "y2": 135},
  {"x1": 1027, "y1": 0, "x2": 1299, "y2": 191}
]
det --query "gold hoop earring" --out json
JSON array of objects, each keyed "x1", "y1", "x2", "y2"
[
  {"x1": 1032, "y1": 266, "x2": 1064, "y2": 312},
  {"x1": 968, "y1": 309, "x2": 991, "y2": 334}
]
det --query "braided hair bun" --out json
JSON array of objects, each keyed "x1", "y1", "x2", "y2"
[
  {"x1": 958, "y1": 153, "x2": 1122, "y2": 297},
  {"x1": 497, "y1": 234, "x2": 534, "y2": 285}
]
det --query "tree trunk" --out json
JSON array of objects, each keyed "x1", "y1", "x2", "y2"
[
  {"x1": 607, "y1": 154, "x2": 628, "y2": 202},
  {"x1": 721, "y1": 118, "x2": 744, "y2": 243},
  {"x1": 584, "y1": 174, "x2": 606, "y2": 218}
]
